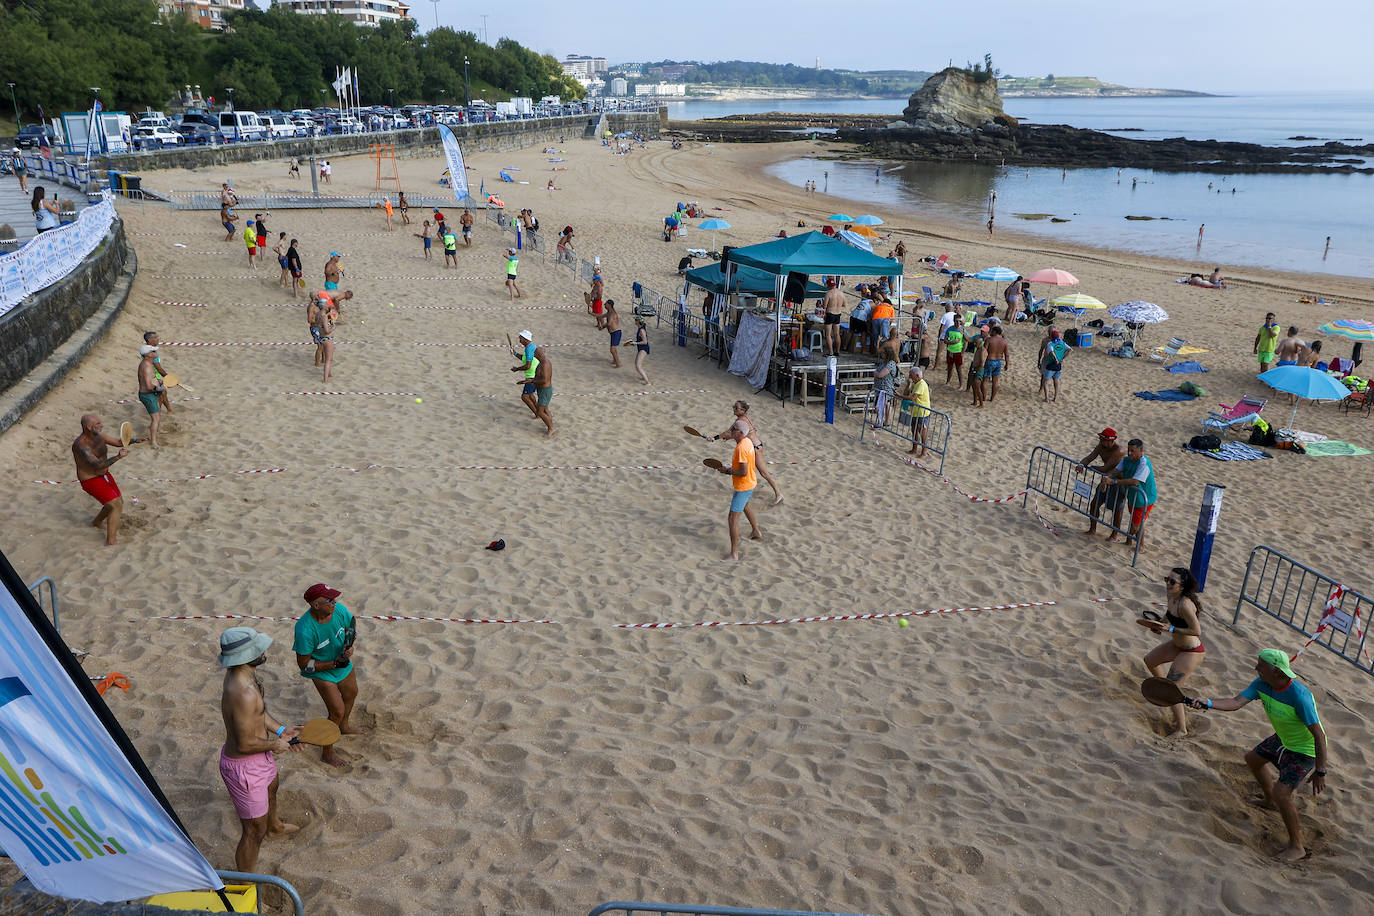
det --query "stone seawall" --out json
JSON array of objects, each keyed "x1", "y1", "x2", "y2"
[
  {"x1": 0, "y1": 219, "x2": 134, "y2": 432},
  {"x1": 104, "y1": 111, "x2": 663, "y2": 172}
]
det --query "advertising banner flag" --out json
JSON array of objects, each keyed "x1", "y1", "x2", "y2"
[
  {"x1": 437, "y1": 124, "x2": 470, "y2": 203},
  {"x1": 0, "y1": 549, "x2": 222, "y2": 902}
]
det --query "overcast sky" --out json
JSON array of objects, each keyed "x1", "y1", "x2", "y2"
[{"x1": 427, "y1": 0, "x2": 1367, "y2": 93}]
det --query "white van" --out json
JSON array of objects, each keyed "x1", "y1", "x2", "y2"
[
  {"x1": 262, "y1": 114, "x2": 302, "y2": 138},
  {"x1": 218, "y1": 110, "x2": 267, "y2": 141}
]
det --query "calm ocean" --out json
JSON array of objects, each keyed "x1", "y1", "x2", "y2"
[{"x1": 668, "y1": 93, "x2": 1374, "y2": 280}]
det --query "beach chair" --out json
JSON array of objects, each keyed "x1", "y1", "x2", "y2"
[
  {"x1": 1328, "y1": 357, "x2": 1355, "y2": 378},
  {"x1": 1201, "y1": 395, "x2": 1267, "y2": 436},
  {"x1": 1150, "y1": 336, "x2": 1187, "y2": 364},
  {"x1": 921, "y1": 285, "x2": 936, "y2": 303},
  {"x1": 928, "y1": 254, "x2": 950, "y2": 272},
  {"x1": 1341, "y1": 386, "x2": 1372, "y2": 417},
  {"x1": 963, "y1": 309, "x2": 979, "y2": 327}
]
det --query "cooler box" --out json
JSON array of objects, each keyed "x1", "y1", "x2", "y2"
[{"x1": 1074, "y1": 330, "x2": 1093, "y2": 348}]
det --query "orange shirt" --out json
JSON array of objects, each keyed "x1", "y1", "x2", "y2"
[
  {"x1": 871, "y1": 302, "x2": 895, "y2": 321},
  {"x1": 732, "y1": 438, "x2": 757, "y2": 492}
]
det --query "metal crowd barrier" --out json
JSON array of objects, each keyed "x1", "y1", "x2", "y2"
[
  {"x1": 1232, "y1": 546, "x2": 1374, "y2": 674},
  {"x1": 857, "y1": 392, "x2": 951, "y2": 476},
  {"x1": 27, "y1": 577, "x2": 59, "y2": 634},
  {"x1": 588, "y1": 903, "x2": 884, "y2": 916},
  {"x1": 1023, "y1": 446, "x2": 1143, "y2": 567}
]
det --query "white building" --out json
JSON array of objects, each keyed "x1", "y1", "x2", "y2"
[
  {"x1": 609, "y1": 78, "x2": 628, "y2": 96},
  {"x1": 561, "y1": 55, "x2": 608, "y2": 80},
  {"x1": 633, "y1": 82, "x2": 685, "y2": 97},
  {"x1": 272, "y1": 0, "x2": 412, "y2": 27},
  {"x1": 159, "y1": 0, "x2": 245, "y2": 30}
]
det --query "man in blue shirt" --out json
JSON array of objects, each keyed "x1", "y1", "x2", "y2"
[
  {"x1": 1190, "y1": 648, "x2": 1329, "y2": 862},
  {"x1": 294, "y1": 583, "x2": 362, "y2": 767}
]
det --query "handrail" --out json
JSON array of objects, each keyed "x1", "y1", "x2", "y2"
[{"x1": 215, "y1": 870, "x2": 304, "y2": 915}]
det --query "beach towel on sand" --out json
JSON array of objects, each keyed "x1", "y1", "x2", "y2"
[
  {"x1": 1184, "y1": 441, "x2": 1271, "y2": 461},
  {"x1": 1301, "y1": 440, "x2": 1373, "y2": 457},
  {"x1": 1134, "y1": 389, "x2": 1197, "y2": 401},
  {"x1": 1166, "y1": 360, "x2": 1209, "y2": 374}
]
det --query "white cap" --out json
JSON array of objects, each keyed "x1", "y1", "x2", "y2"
[
  {"x1": 518, "y1": 330, "x2": 532, "y2": 341},
  {"x1": 138, "y1": 345, "x2": 158, "y2": 355}
]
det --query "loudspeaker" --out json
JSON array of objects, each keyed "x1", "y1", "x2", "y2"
[
  {"x1": 783, "y1": 271, "x2": 809, "y2": 305},
  {"x1": 720, "y1": 245, "x2": 735, "y2": 267}
]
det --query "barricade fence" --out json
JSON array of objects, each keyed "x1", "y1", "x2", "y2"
[
  {"x1": 1024, "y1": 446, "x2": 1143, "y2": 566},
  {"x1": 1233, "y1": 546, "x2": 1373, "y2": 674},
  {"x1": 857, "y1": 391, "x2": 950, "y2": 475},
  {"x1": 0, "y1": 192, "x2": 118, "y2": 317},
  {"x1": 27, "y1": 576, "x2": 59, "y2": 634}
]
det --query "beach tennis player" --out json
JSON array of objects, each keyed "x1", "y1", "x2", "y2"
[
  {"x1": 1186, "y1": 649, "x2": 1329, "y2": 862},
  {"x1": 715, "y1": 420, "x2": 763, "y2": 561},
  {"x1": 1141, "y1": 567, "x2": 1206, "y2": 736},
  {"x1": 294, "y1": 583, "x2": 364, "y2": 767},
  {"x1": 72, "y1": 414, "x2": 139, "y2": 546},
  {"x1": 218, "y1": 626, "x2": 301, "y2": 872}
]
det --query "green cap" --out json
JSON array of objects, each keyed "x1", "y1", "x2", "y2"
[{"x1": 1258, "y1": 648, "x2": 1295, "y2": 679}]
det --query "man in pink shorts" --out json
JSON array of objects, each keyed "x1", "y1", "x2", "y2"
[{"x1": 218, "y1": 626, "x2": 302, "y2": 871}]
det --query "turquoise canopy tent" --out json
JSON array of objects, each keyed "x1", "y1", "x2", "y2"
[{"x1": 685, "y1": 262, "x2": 829, "y2": 297}]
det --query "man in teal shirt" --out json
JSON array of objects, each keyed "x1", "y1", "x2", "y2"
[
  {"x1": 1101, "y1": 437, "x2": 1156, "y2": 552},
  {"x1": 1189, "y1": 649, "x2": 1329, "y2": 862},
  {"x1": 294, "y1": 583, "x2": 361, "y2": 767}
]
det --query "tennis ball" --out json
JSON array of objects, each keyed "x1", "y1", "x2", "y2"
[
  {"x1": 414, "y1": 398, "x2": 422, "y2": 403},
  {"x1": 898, "y1": 618, "x2": 909, "y2": 627},
  {"x1": 389, "y1": 302, "x2": 396, "y2": 308}
]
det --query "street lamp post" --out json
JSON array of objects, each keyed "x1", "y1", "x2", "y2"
[
  {"x1": 226, "y1": 88, "x2": 237, "y2": 141},
  {"x1": 85, "y1": 87, "x2": 101, "y2": 163},
  {"x1": 463, "y1": 57, "x2": 470, "y2": 108},
  {"x1": 429, "y1": 0, "x2": 439, "y2": 29},
  {"x1": 389, "y1": 88, "x2": 395, "y2": 109},
  {"x1": 7, "y1": 83, "x2": 18, "y2": 129}
]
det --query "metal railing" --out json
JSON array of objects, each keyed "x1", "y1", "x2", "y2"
[
  {"x1": 1232, "y1": 546, "x2": 1374, "y2": 674},
  {"x1": 215, "y1": 870, "x2": 304, "y2": 916},
  {"x1": 857, "y1": 391, "x2": 950, "y2": 475},
  {"x1": 588, "y1": 904, "x2": 884, "y2": 916},
  {"x1": 27, "y1": 577, "x2": 59, "y2": 634},
  {"x1": 1024, "y1": 446, "x2": 1144, "y2": 567}
]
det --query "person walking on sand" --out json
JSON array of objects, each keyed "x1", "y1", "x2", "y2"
[
  {"x1": 286, "y1": 238, "x2": 303, "y2": 299},
  {"x1": 441, "y1": 224, "x2": 458, "y2": 267},
  {"x1": 382, "y1": 197, "x2": 394, "y2": 231},
  {"x1": 293, "y1": 584, "x2": 364, "y2": 768},
  {"x1": 587, "y1": 272, "x2": 605, "y2": 328},
  {"x1": 136, "y1": 345, "x2": 165, "y2": 448},
  {"x1": 460, "y1": 207, "x2": 474, "y2": 247},
  {"x1": 221, "y1": 201, "x2": 236, "y2": 241},
  {"x1": 1255, "y1": 312, "x2": 1280, "y2": 373},
  {"x1": 415, "y1": 220, "x2": 433, "y2": 260},
  {"x1": 943, "y1": 315, "x2": 967, "y2": 389},
  {"x1": 314, "y1": 299, "x2": 335, "y2": 383},
  {"x1": 966, "y1": 327, "x2": 988, "y2": 408},
  {"x1": 1038, "y1": 328, "x2": 1068, "y2": 402},
  {"x1": 504, "y1": 248, "x2": 523, "y2": 299},
  {"x1": 398, "y1": 191, "x2": 410, "y2": 225},
  {"x1": 323, "y1": 252, "x2": 343, "y2": 291},
  {"x1": 254, "y1": 213, "x2": 268, "y2": 257},
  {"x1": 273, "y1": 233, "x2": 290, "y2": 288},
  {"x1": 511, "y1": 329, "x2": 539, "y2": 417},
  {"x1": 628, "y1": 317, "x2": 650, "y2": 384},
  {"x1": 605, "y1": 300, "x2": 623, "y2": 367},
  {"x1": 288, "y1": 156, "x2": 300, "y2": 179},
  {"x1": 715, "y1": 401, "x2": 783, "y2": 507},
  {"x1": 983, "y1": 325, "x2": 1010, "y2": 402},
  {"x1": 716, "y1": 421, "x2": 763, "y2": 561},
  {"x1": 532, "y1": 344, "x2": 555, "y2": 437},
  {"x1": 217, "y1": 626, "x2": 302, "y2": 872},
  {"x1": 72, "y1": 414, "x2": 136, "y2": 546},
  {"x1": 1141, "y1": 567, "x2": 1206, "y2": 736},
  {"x1": 1186, "y1": 649, "x2": 1328, "y2": 862},
  {"x1": 243, "y1": 219, "x2": 257, "y2": 268}
]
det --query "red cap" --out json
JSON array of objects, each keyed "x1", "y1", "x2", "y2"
[
  {"x1": 303, "y1": 583, "x2": 341, "y2": 603},
  {"x1": 1099, "y1": 428, "x2": 1117, "y2": 440}
]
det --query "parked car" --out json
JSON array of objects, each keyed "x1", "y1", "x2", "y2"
[
  {"x1": 176, "y1": 122, "x2": 224, "y2": 145},
  {"x1": 132, "y1": 126, "x2": 184, "y2": 150},
  {"x1": 262, "y1": 114, "x2": 303, "y2": 138},
  {"x1": 16, "y1": 125, "x2": 51, "y2": 148}
]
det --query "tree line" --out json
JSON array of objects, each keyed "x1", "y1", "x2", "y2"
[
  {"x1": 637, "y1": 60, "x2": 873, "y2": 93},
  {"x1": 0, "y1": 1, "x2": 584, "y2": 118}
]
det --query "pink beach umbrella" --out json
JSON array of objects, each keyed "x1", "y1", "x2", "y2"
[{"x1": 1026, "y1": 268, "x2": 1079, "y2": 286}]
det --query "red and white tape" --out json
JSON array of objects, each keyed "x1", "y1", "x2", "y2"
[
  {"x1": 617, "y1": 598, "x2": 1116, "y2": 629},
  {"x1": 36, "y1": 468, "x2": 285, "y2": 485},
  {"x1": 475, "y1": 388, "x2": 709, "y2": 400},
  {"x1": 161, "y1": 340, "x2": 313, "y2": 348},
  {"x1": 149, "y1": 613, "x2": 553, "y2": 624},
  {"x1": 282, "y1": 391, "x2": 418, "y2": 397}
]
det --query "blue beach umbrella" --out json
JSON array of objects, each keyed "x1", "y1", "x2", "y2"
[
  {"x1": 827, "y1": 213, "x2": 855, "y2": 222},
  {"x1": 697, "y1": 218, "x2": 731, "y2": 251},
  {"x1": 972, "y1": 265, "x2": 1020, "y2": 303},
  {"x1": 852, "y1": 215, "x2": 884, "y2": 226},
  {"x1": 1257, "y1": 365, "x2": 1351, "y2": 431}
]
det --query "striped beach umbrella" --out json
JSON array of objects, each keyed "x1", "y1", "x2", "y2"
[
  {"x1": 1318, "y1": 319, "x2": 1374, "y2": 365},
  {"x1": 1050, "y1": 293, "x2": 1106, "y2": 309}
]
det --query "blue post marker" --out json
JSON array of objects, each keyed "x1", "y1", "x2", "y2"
[
  {"x1": 824, "y1": 356, "x2": 837, "y2": 424},
  {"x1": 1189, "y1": 484, "x2": 1225, "y2": 591},
  {"x1": 515, "y1": 225, "x2": 522, "y2": 250},
  {"x1": 676, "y1": 296, "x2": 687, "y2": 348}
]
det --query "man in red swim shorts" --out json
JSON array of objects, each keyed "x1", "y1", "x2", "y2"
[
  {"x1": 72, "y1": 414, "x2": 136, "y2": 546},
  {"x1": 587, "y1": 273, "x2": 605, "y2": 329}
]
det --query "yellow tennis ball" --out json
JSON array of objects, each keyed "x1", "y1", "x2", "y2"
[
  {"x1": 414, "y1": 398, "x2": 422, "y2": 403},
  {"x1": 898, "y1": 618, "x2": 908, "y2": 627},
  {"x1": 389, "y1": 302, "x2": 396, "y2": 308}
]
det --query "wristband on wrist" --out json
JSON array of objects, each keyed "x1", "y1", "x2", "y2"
[
  {"x1": 1205, "y1": 699, "x2": 1213, "y2": 709},
  {"x1": 1315, "y1": 769, "x2": 1327, "y2": 776},
  {"x1": 1168, "y1": 625, "x2": 1175, "y2": 632},
  {"x1": 275, "y1": 725, "x2": 286, "y2": 737}
]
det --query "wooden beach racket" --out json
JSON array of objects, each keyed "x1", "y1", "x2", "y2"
[
  {"x1": 702, "y1": 458, "x2": 725, "y2": 471},
  {"x1": 1136, "y1": 609, "x2": 1165, "y2": 631},
  {"x1": 160, "y1": 373, "x2": 179, "y2": 389},
  {"x1": 119, "y1": 422, "x2": 134, "y2": 447},
  {"x1": 684, "y1": 425, "x2": 709, "y2": 439},
  {"x1": 290, "y1": 717, "x2": 341, "y2": 747},
  {"x1": 177, "y1": 380, "x2": 195, "y2": 393},
  {"x1": 1141, "y1": 677, "x2": 1191, "y2": 708}
]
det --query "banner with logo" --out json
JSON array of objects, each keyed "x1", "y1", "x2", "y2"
[
  {"x1": 437, "y1": 124, "x2": 470, "y2": 203},
  {"x1": 0, "y1": 549, "x2": 222, "y2": 902},
  {"x1": 0, "y1": 194, "x2": 117, "y2": 318}
]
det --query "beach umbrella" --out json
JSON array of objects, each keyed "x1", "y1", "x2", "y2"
[
  {"x1": 852, "y1": 215, "x2": 884, "y2": 226},
  {"x1": 849, "y1": 224, "x2": 881, "y2": 239},
  {"x1": 837, "y1": 229, "x2": 874, "y2": 253},
  {"x1": 1318, "y1": 318, "x2": 1374, "y2": 366},
  {"x1": 1050, "y1": 293, "x2": 1106, "y2": 309},
  {"x1": 697, "y1": 218, "x2": 731, "y2": 252},
  {"x1": 827, "y1": 213, "x2": 855, "y2": 222},
  {"x1": 1257, "y1": 365, "x2": 1352, "y2": 431},
  {"x1": 1109, "y1": 301, "x2": 1169, "y2": 323},
  {"x1": 1028, "y1": 268, "x2": 1079, "y2": 286},
  {"x1": 973, "y1": 265, "x2": 1020, "y2": 304}
]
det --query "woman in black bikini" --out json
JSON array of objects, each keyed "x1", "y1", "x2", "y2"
[
  {"x1": 629, "y1": 318, "x2": 650, "y2": 385},
  {"x1": 1143, "y1": 567, "x2": 1205, "y2": 736},
  {"x1": 715, "y1": 401, "x2": 782, "y2": 506}
]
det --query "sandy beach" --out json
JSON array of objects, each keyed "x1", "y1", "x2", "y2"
[{"x1": 2, "y1": 136, "x2": 1372, "y2": 914}]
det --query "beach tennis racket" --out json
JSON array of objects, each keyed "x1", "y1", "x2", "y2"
[
  {"x1": 290, "y1": 717, "x2": 341, "y2": 747},
  {"x1": 119, "y1": 422, "x2": 134, "y2": 447},
  {"x1": 684, "y1": 425, "x2": 709, "y2": 439},
  {"x1": 1136, "y1": 609, "x2": 1165, "y2": 630},
  {"x1": 177, "y1": 380, "x2": 195, "y2": 393},
  {"x1": 160, "y1": 373, "x2": 179, "y2": 389},
  {"x1": 702, "y1": 458, "x2": 725, "y2": 471},
  {"x1": 1141, "y1": 677, "x2": 1191, "y2": 708}
]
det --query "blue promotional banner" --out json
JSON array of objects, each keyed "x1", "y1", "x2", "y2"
[
  {"x1": 0, "y1": 550, "x2": 222, "y2": 902},
  {"x1": 437, "y1": 124, "x2": 470, "y2": 203}
]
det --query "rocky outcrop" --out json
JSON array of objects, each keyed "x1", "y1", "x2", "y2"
[{"x1": 899, "y1": 68, "x2": 1016, "y2": 132}]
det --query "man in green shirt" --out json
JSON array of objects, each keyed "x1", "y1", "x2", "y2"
[
  {"x1": 1189, "y1": 649, "x2": 1329, "y2": 862},
  {"x1": 294, "y1": 583, "x2": 362, "y2": 767},
  {"x1": 1254, "y1": 312, "x2": 1280, "y2": 373}
]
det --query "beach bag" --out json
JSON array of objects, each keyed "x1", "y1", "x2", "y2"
[
  {"x1": 791, "y1": 347, "x2": 812, "y2": 361},
  {"x1": 1189, "y1": 434, "x2": 1222, "y2": 451},
  {"x1": 1178, "y1": 381, "x2": 1206, "y2": 397}
]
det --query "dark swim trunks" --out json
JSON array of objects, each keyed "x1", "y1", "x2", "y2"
[
  {"x1": 609, "y1": 330, "x2": 623, "y2": 346},
  {"x1": 1254, "y1": 734, "x2": 1316, "y2": 789}
]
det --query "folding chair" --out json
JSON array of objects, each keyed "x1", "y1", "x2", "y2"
[
  {"x1": 922, "y1": 285, "x2": 936, "y2": 303},
  {"x1": 1201, "y1": 395, "x2": 1267, "y2": 436},
  {"x1": 1150, "y1": 336, "x2": 1187, "y2": 364}
]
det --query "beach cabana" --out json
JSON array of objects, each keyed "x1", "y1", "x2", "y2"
[{"x1": 684, "y1": 262, "x2": 828, "y2": 298}]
